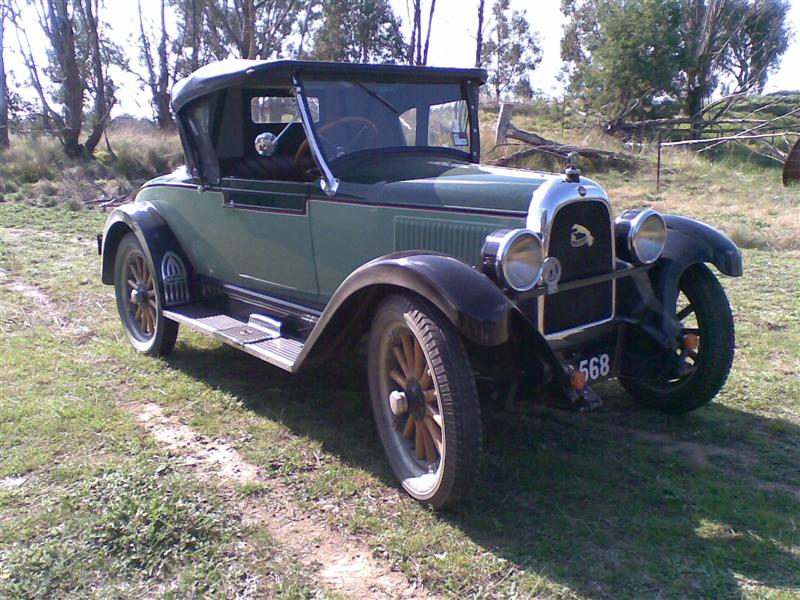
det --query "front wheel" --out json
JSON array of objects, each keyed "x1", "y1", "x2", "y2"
[
  {"x1": 368, "y1": 294, "x2": 481, "y2": 509},
  {"x1": 114, "y1": 233, "x2": 178, "y2": 357},
  {"x1": 621, "y1": 264, "x2": 735, "y2": 414}
]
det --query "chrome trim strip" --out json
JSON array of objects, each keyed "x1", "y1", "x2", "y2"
[
  {"x1": 292, "y1": 75, "x2": 340, "y2": 197},
  {"x1": 525, "y1": 176, "x2": 616, "y2": 337},
  {"x1": 204, "y1": 277, "x2": 323, "y2": 319}
]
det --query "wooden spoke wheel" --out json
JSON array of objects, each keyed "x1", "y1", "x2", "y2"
[
  {"x1": 113, "y1": 233, "x2": 178, "y2": 357},
  {"x1": 388, "y1": 330, "x2": 444, "y2": 468},
  {"x1": 368, "y1": 294, "x2": 481, "y2": 509},
  {"x1": 125, "y1": 252, "x2": 158, "y2": 338},
  {"x1": 621, "y1": 264, "x2": 734, "y2": 414}
]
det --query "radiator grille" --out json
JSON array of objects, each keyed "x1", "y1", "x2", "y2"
[
  {"x1": 395, "y1": 217, "x2": 496, "y2": 267},
  {"x1": 543, "y1": 200, "x2": 613, "y2": 335}
]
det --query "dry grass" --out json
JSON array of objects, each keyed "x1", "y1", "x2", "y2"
[
  {"x1": 0, "y1": 124, "x2": 182, "y2": 210},
  {"x1": 480, "y1": 108, "x2": 800, "y2": 251}
]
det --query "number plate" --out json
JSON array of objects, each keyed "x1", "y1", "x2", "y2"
[{"x1": 575, "y1": 352, "x2": 612, "y2": 382}]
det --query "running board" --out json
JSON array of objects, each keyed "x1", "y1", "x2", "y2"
[{"x1": 163, "y1": 303, "x2": 303, "y2": 372}]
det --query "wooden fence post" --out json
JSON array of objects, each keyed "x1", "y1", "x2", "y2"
[
  {"x1": 495, "y1": 103, "x2": 514, "y2": 147},
  {"x1": 656, "y1": 132, "x2": 662, "y2": 192}
]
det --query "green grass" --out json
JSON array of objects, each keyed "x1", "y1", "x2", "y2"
[
  {"x1": 1, "y1": 166, "x2": 799, "y2": 598},
  {"x1": 0, "y1": 214, "x2": 331, "y2": 597}
]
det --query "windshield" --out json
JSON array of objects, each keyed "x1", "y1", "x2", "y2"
[{"x1": 300, "y1": 79, "x2": 472, "y2": 164}]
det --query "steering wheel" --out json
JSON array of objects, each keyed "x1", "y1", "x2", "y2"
[{"x1": 294, "y1": 116, "x2": 379, "y2": 175}]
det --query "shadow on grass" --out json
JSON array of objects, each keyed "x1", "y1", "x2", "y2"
[{"x1": 167, "y1": 342, "x2": 800, "y2": 598}]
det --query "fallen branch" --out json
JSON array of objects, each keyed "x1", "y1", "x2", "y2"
[
  {"x1": 492, "y1": 125, "x2": 638, "y2": 167},
  {"x1": 492, "y1": 104, "x2": 640, "y2": 168}
]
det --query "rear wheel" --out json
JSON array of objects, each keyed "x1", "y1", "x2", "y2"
[
  {"x1": 114, "y1": 233, "x2": 178, "y2": 356},
  {"x1": 368, "y1": 294, "x2": 481, "y2": 509},
  {"x1": 621, "y1": 264, "x2": 734, "y2": 414}
]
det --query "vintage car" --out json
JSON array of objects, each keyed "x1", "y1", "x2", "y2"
[{"x1": 99, "y1": 60, "x2": 742, "y2": 508}]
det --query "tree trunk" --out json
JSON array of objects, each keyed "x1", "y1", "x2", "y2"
[
  {"x1": 686, "y1": 84, "x2": 704, "y2": 136},
  {"x1": 190, "y1": 0, "x2": 200, "y2": 71},
  {"x1": 414, "y1": 1, "x2": 422, "y2": 64},
  {"x1": 82, "y1": 0, "x2": 110, "y2": 157},
  {"x1": 243, "y1": 0, "x2": 257, "y2": 59},
  {"x1": 50, "y1": 0, "x2": 84, "y2": 157},
  {"x1": 0, "y1": 5, "x2": 9, "y2": 150},
  {"x1": 495, "y1": 102, "x2": 513, "y2": 146},
  {"x1": 408, "y1": 0, "x2": 419, "y2": 64},
  {"x1": 474, "y1": 0, "x2": 484, "y2": 67},
  {"x1": 296, "y1": 0, "x2": 314, "y2": 59},
  {"x1": 494, "y1": 16, "x2": 501, "y2": 101},
  {"x1": 156, "y1": 0, "x2": 173, "y2": 129},
  {"x1": 421, "y1": 0, "x2": 435, "y2": 65}
]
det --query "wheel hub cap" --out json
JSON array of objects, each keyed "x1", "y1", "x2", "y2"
[
  {"x1": 130, "y1": 286, "x2": 149, "y2": 305},
  {"x1": 404, "y1": 378, "x2": 426, "y2": 421}
]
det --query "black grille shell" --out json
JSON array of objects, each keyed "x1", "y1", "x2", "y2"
[{"x1": 543, "y1": 200, "x2": 614, "y2": 335}]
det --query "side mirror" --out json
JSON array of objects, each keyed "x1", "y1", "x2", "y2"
[{"x1": 255, "y1": 132, "x2": 278, "y2": 157}]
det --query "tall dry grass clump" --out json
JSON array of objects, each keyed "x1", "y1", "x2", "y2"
[
  {"x1": 101, "y1": 125, "x2": 183, "y2": 181},
  {"x1": 0, "y1": 136, "x2": 66, "y2": 184},
  {"x1": 0, "y1": 125, "x2": 183, "y2": 210}
]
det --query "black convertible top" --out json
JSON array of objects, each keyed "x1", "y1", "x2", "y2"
[{"x1": 171, "y1": 59, "x2": 488, "y2": 112}]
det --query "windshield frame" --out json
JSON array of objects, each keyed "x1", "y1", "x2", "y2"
[{"x1": 293, "y1": 74, "x2": 481, "y2": 196}]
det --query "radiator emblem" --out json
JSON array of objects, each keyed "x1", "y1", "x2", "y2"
[{"x1": 570, "y1": 224, "x2": 595, "y2": 248}]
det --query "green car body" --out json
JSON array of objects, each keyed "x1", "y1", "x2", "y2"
[
  {"x1": 139, "y1": 157, "x2": 538, "y2": 304},
  {"x1": 99, "y1": 60, "x2": 743, "y2": 508}
]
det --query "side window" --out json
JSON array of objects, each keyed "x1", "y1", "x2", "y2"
[
  {"x1": 428, "y1": 100, "x2": 470, "y2": 149},
  {"x1": 185, "y1": 98, "x2": 220, "y2": 182},
  {"x1": 250, "y1": 96, "x2": 320, "y2": 124},
  {"x1": 399, "y1": 108, "x2": 417, "y2": 146}
]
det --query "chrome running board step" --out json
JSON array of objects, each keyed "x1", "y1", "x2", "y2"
[{"x1": 163, "y1": 303, "x2": 303, "y2": 372}]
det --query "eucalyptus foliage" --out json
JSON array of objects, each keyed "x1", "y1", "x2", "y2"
[
  {"x1": 309, "y1": 0, "x2": 406, "y2": 63},
  {"x1": 561, "y1": 0, "x2": 792, "y2": 125}
]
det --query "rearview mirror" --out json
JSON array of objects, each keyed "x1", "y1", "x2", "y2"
[{"x1": 255, "y1": 132, "x2": 278, "y2": 157}]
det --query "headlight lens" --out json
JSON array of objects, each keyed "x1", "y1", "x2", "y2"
[
  {"x1": 482, "y1": 229, "x2": 544, "y2": 291},
  {"x1": 616, "y1": 209, "x2": 666, "y2": 264}
]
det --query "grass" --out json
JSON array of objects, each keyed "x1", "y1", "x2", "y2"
[
  {"x1": 482, "y1": 108, "x2": 800, "y2": 251},
  {"x1": 1, "y1": 123, "x2": 799, "y2": 597},
  {"x1": 0, "y1": 214, "x2": 329, "y2": 597},
  {"x1": 0, "y1": 124, "x2": 182, "y2": 210}
]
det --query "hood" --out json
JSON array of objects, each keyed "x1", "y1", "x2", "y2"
[{"x1": 337, "y1": 155, "x2": 554, "y2": 215}]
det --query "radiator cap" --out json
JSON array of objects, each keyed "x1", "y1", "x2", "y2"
[{"x1": 565, "y1": 151, "x2": 581, "y2": 183}]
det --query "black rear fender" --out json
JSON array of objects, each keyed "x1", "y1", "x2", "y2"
[{"x1": 100, "y1": 202, "x2": 192, "y2": 305}]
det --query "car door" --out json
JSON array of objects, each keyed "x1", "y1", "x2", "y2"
[
  {"x1": 211, "y1": 176, "x2": 319, "y2": 301},
  {"x1": 158, "y1": 89, "x2": 320, "y2": 303}
]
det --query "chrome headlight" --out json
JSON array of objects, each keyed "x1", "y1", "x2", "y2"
[
  {"x1": 615, "y1": 209, "x2": 667, "y2": 265},
  {"x1": 482, "y1": 229, "x2": 544, "y2": 291}
]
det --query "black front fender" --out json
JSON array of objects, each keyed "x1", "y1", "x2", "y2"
[
  {"x1": 619, "y1": 215, "x2": 742, "y2": 352},
  {"x1": 297, "y1": 251, "x2": 574, "y2": 397},
  {"x1": 299, "y1": 252, "x2": 511, "y2": 366},
  {"x1": 661, "y1": 215, "x2": 742, "y2": 277},
  {"x1": 100, "y1": 202, "x2": 193, "y2": 290}
]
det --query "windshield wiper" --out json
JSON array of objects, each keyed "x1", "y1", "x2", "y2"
[{"x1": 355, "y1": 81, "x2": 400, "y2": 114}]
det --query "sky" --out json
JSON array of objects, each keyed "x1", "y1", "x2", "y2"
[{"x1": 5, "y1": 0, "x2": 800, "y2": 119}]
